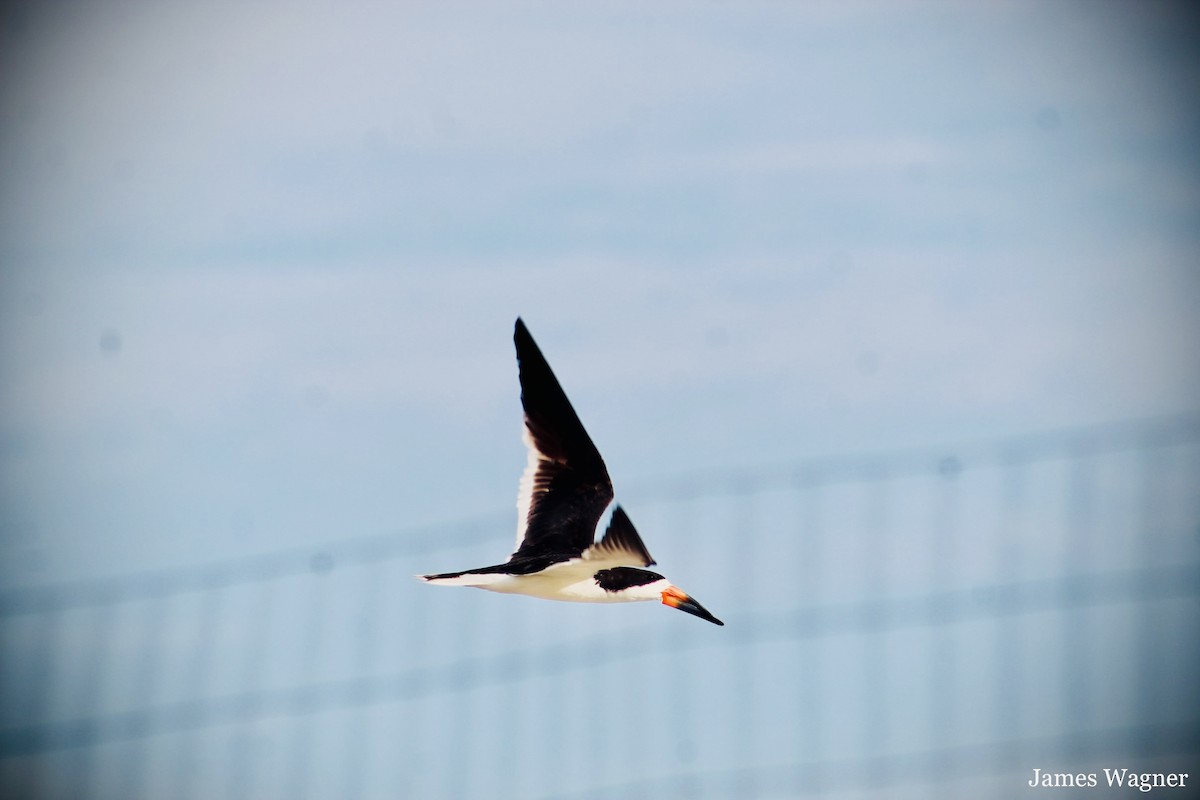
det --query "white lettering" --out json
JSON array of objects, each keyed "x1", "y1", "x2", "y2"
[
  {"x1": 1105, "y1": 768, "x2": 1190, "y2": 792},
  {"x1": 1029, "y1": 769, "x2": 1097, "y2": 788}
]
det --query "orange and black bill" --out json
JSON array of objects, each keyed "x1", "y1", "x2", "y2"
[{"x1": 662, "y1": 586, "x2": 724, "y2": 626}]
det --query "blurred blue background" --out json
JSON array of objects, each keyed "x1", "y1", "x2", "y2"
[{"x1": 1, "y1": 1, "x2": 1198, "y2": 798}]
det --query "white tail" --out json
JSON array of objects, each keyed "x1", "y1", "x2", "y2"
[{"x1": 418, "y1": 572, "x2": 510, "y2": 588}]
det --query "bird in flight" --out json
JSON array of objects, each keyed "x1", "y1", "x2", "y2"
[{"x1": 420, "y1": 318, "x2": 723, "y2": 625}]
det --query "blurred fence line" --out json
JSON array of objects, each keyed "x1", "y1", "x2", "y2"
[{"x1": 2, "y1": 414, "x2": 1198, "y2": 799}]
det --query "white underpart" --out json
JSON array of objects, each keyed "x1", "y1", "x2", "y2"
[{"x1": 428, "y1": 562, "x2": 672, "y2": 603}]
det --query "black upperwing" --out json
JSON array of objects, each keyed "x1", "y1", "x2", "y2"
[{"x1": 511, "y1": 318, "x2": 614, "y2": 559}]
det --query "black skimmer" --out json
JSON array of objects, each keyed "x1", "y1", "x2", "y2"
[{"x1": 420, "y1": 318, "x2": 724, "y2": 626}]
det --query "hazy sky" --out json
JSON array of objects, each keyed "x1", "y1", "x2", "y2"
[{"x1": 2, "y1": 0, "x2": 1198, "y2": 585}]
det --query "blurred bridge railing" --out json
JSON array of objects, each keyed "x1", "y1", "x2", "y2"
[{"x1": 2, "y1": 415, "x2": 1198, "y2": 799}]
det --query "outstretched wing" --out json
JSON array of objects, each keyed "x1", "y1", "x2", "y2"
[
  {"x1": 511, "y1": 318, "x2": 614, "y2": 559},
  {"x1": 582, "y1": 505, "x2": 655, "y2": 567}
]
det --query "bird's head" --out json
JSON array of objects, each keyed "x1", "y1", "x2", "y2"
[{"x1": 661, "y1": 585, "x2": 724, "y2": 626}]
